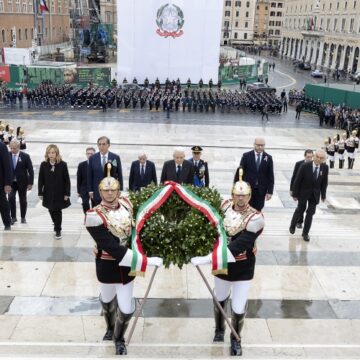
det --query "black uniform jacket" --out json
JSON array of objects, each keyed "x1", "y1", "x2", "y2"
[{"x1": 85, "y1": 205, "x2": 135, "y2": 284}]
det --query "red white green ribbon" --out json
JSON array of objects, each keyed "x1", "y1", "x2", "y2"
[{"x1": 129, "y1": 181, "x2": 228, "y2": 276}]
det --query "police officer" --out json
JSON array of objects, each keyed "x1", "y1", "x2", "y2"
[{"x1": 189, "y1": 146, "x2": 209, "y2": 187}]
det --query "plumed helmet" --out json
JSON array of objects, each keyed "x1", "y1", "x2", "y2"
[
  {"x1": 99, "y1": 163, "x2": 120, "y2": 191},
  {"x1": 232, "y1": 168, "x2": 251, "y2": 196},
  {"x1": 352, "y1": 129, "x2": 358, "y2": 136}
]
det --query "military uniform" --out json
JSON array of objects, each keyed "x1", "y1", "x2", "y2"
[
  {"x1": 336, "y1": 133, "x2": 346, "y2": 169},
  {"x1": 189, "y1": 146, "x2": 209, "y2": 187}
]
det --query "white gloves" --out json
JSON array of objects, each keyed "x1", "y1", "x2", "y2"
[
  {"x1": 190, "y1": 249, "x2": 235, "y2": 266},
  {"x1": 191, "y1": 254, "x2": 212, "y2": 266},
  {"x1": 147, "y1": 256, "x2": 163, "y2": 267}
]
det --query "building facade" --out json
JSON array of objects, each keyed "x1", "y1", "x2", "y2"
[
  {"x1": 280, "y1": 0, "x2": 360, "y2": 73},
  {"x1": 221, "y1": 0, "x2": 256, "y2": 46},
  {"x1": 0, "y1": 0, "x2": 70, "y2": 49},
  {"x1": 253, "y1": 0, "x2": 285, "y2": 47}
]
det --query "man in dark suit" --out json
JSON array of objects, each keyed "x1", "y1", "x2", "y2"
[
  {"x1": 0, "y1": 141, "x2": 12, "y2": 230},
  {"x1": 77, "y1": 147, "x2": 96, "y2": 213},
  {"x1": 289, "y1": 149, "x2": 328, "y2": 242},
  {"x1": 8, "y1": 140, "x2": 34, "y2": 224},
  {"x1": 88, "y1": 136, "x2": 123, "y2": 206},
  {"x1": 233, "y1": 138, "x2": 274, "y2": 211},
  {"x1": 160, "y1": 147, "x2": 194, "y2": 185},
  {"x1": 129, "y1": 152, "x2": 157, "y2": 191},
  {"x1": 290, "y1": 149, "x2": 313, "y2": 229},
  {"x1": 188, "y1": 146, "x2": 209, "y2": 187}
]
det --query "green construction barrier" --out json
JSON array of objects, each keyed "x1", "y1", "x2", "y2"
[{"x1": 305, "y1": 84, "x2": 360, "y2": 109}]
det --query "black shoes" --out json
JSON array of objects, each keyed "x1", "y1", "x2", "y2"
[
  {"x1": 21, "y1": 218, "x2": 26, "y2": 224},
  {"x1": 296, "y1": 223, "x2": 302, "y2": 229},
  {"x1": 11, "y1": 218, "x2": 17, "y2": 225},
  {"x1": 302, "y1": 233, "x2": 310, "y2": 242},
  {"x1": 4, "y1": 226, "x2": 11, "y2": 231},
  {"x1": 55, "y1": 231, "x2": 62, "y2": 239},
  {"x1": 289, "y1": 225, "x2": 295, "y2": 234}
]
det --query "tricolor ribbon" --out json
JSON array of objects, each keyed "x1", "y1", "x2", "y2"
[{"x1": 129, "y1": 181, "x2": 228, "y2": 276}]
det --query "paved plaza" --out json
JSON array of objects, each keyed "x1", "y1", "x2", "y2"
[{"x1": 1, "y1": 64, "x2": 360, "y2": 358}]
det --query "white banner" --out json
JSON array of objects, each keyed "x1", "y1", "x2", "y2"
[{"x1": 117, "y1": 0, "x2": 223, "y2": 83}]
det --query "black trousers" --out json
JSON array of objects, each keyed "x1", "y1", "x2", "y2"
[
  {"x1": 249, "y1": 189, "x2": 265, "y2": 211},
  {"x1": 9, "y1": 182, "x2": 28, "y2": 219},
  {"x1": 81, "y1": 193, "x2": 93, "y2": 214},
  {"x1": 291, "y1": 197, "x2": 317, "y2": 235},
  {"x1": 92, "y1": 197, "x2": 101, "y2": 207},
  {"x1": 0, "y1": 190, "x2": 11, "y2": 227},
  {"x1": 49, "y1": 209, "x2": 62, "y2": 232}
]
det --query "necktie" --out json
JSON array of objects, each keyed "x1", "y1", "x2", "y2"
[
  {"x1": 140, "y1": 164, "x2": 145, "y2": 179},
  {"x1": 176, "y1": 165, "x2": 181, "y2": 182},
  {"x1": 195, "y1": 161, "x2": 198, "y2": 167},
  {"x1": 256, "y1": 153, "x2": 261, "y2": 171},
  {"x1": 12, "y1": 154, "x2": 17, "y2": 169},
  {"x1": 101, "y1": 155, "x2": 106, "y2": 169},
  {"x1": 313, "y1": 166, "x2": 319, "y2": 180}
]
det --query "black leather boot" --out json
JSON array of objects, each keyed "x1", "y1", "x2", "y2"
[
  {"x1": 100, "y1": 296, "x2": 117, "y2": 341},
  {"x1": 330, "y1": 161, "x2": 334, "y2": 168},
  {"x1": 339, "y1": 159, "x2": 343, "y2": 169},
  {"x1": 348, "y1": 158, "x2": 351, "y2": 169},
  {"x1": 351, "y1": 159, "x2": 355, "y2": 169},
  {"x1": 213, "y1": 295, "x2": 230, "y2": 342},
  {"x1": 114, "y1": 306, "x2": 135, "y2": 355},
  {"x1": 230, "y1": 310, "x2": 246, "y2": 356}
]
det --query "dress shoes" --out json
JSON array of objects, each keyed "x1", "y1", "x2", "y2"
[
  {"x1": 302, "y1": 233, "x2": 310, "y2": 242},
  {"x1": 296, "y1": 223, "x2": 302, "y2": 229},
  {"x1": 4, "y1": 226, "x2": 11, "y2": 231},
  {"x1": 289, "y1": 225, "x2": 295, "y2": 234},
  {"x1": 21, "y1": 218, "x2": 26, "y2": 224},
  {"x1": 11, "y1": 218, "x2": 17, "y2": 225}
]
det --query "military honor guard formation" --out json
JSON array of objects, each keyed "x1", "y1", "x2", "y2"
[{"x1": 0, "y1": 121, "x2": 339, "y2": 356}]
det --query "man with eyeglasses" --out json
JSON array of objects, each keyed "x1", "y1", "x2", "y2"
[
  {"x1": 88, "y1": 136, "x2": 123, "y2": 207},
  {"x1": 289, "y1": 149, "x2": 328, "y2": 242},
  {"x1": 233, "y1": 138, "x2": 274, "y2": 211}
]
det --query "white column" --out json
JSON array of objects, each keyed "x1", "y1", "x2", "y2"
[
  {"x1": 310, "y1": 42, "x2": 318, "y2": 65},
  {"x1": 291, "y1": 40, "x2": 296, "y2": 58},
  {"x1": 347, "y1": 47, "x2": 355, "y2": 73},
  {"x1": 297, "y1": 41, "x2": 304, "y2": 60},
  {"x1": 339, "y1": 46, "x2": 347, "y2": 70},
  {"x1": 305, "y1": 42, "x2": 312, "y2": 62},
  {"x1": 330, "y1": 44, "x2": 339, "y2": 70},
  {"x1": 324, "y1": 44, "x2": 332, "y2": 69},
  {"x1": 316, "y1": 42, "x2": 325, "y2": 67}
]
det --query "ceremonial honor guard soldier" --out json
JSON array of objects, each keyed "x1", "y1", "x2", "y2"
[
  {"x1": 345, "y1": 130, "x2": 358, "y2": 169},
  {"x1": 189, "y1": 146, "x2": 209, "y2": 187},
  {"x1": 336, "y1": 133, "x2": 346, "y2": 169},
  {"x1": 191, "y1": 169, "x2": 264, "y2": 356},
  {"x1": 85, "y1": 164, "x2": 163, "y2": 355}
]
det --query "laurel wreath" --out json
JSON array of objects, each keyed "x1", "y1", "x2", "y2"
[{"x1": 129, "y1": 184, "x2": 222, "y2": 268}]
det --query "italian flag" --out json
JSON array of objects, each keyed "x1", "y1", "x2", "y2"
[
  {"x1": 129, "y1": 181, "x2": 228, "y2": 276},
  {"x1": 40, "y1": 0, "x2": 49, "y2": 12}
]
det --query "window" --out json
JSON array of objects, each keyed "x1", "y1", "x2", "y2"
[
  {"x1": 235, "y1": 21, "x2": 238, "y2": 27},
  {"x1": 225, "y1": 10, "x2": 230, "y2": 16},
  {"x1": 235, "y1": 1, "x2": 241, "y2": 6},
  {"x1": 8, "y1": 0, "x2": 13, "y2": 12},
  {"x1": 245, "y1": 11, "x2": 249, "y2": 17},
  {"x1": 223, "y1": 32, "x2": 229, "y2": 38},
  {"x1": 18, "y1": 28, "x2": 21, "y2": 40},
  {"x1": 337, "y1": 2, "x2": 339, "y2": 9},
  {"x1": 58, "y1": 0, "x2": 61, "y2": 14},
  {"x1": 275, "y1": 29, "x2": 280, "y2": 35},
  {"x1": 277, "y1": 11, "x2": 282, "y2": 16},
  {"x1": 270, "y1": 11, "x2": 275, "y2": 16},
  {"x1": 341, "y1": 18, "x2": 346, "y2": 31},
  {"x1": 225, "y1": 0, "x2": 231, "y2": 6},
  {"x1": 327, "y1": 18, "x2": 330, "y2": 31},
  {"x1": 345, "y1": 1, "x2": 347, "y2": 9},
  {"x1": 354, "y1": 1, "x2": 357, "y2": 9},
  {"x1": 234, "y1": 32, "x2": 238, "y2": 39},
  {"x1": 22, "y1": 0, "x2": 26, "y2": 12},
  {"x1": 269, "y1": 29, "x2": 274, "y2": 35},
  {"x1": 15, "y1": 0, "x2": 20, "y2": 12},
  {"x1": 245, "y1": 21, "x2": 248, "y2": 28},
  {"x1": 246, "y1": 1, "x2": 249, "y2": 8},
  {"x1": 0, "y1": 0, "x2": 4, "y2": 11},
  {"x1": 329, "y1": 3, "x2": 332, "y2": 10},
  {"x1": 28, "y1": 0, "x2": 32, "y2": 12},
  {"x1": 271, "y1": 2, "x2": 276, "y2": 7},
  {"x1": 51, "y1": 0, "x2": 54, "y2": 13},
  {"x1": 333, "y1": 18, "x2": 337, "y2": 31},
  {"x1": 105, "y1": 11, "x2": 111, "y2": 23},
  {"x1": 244, "y1": 32, "x2": 247, "y2": 39},
  {"x1": 236, "y1": 10, "x2": 239, "y2": 16},
  {"x1": 224, "y1": 21, "x2": 230, "y2": 27},
  {"x1": 25, "y1": 28, "x2": 28, "y2": 40},
  {"x1": 1, "y1": 29, "x2": 5, "y2": 43},
  {"x1": 350, "y1": 18, "x2": 354, "y2": 32},
  {"x1": 277, "y1": 2, "x2": 282, "y2": 8}
]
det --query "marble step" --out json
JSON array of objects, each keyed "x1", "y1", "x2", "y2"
[{"x1": 0, "y1": 342, "x2": 360, "y2": 359}]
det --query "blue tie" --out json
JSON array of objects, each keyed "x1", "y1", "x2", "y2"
[
  {"x1": 140, "y1": 164, "x2": 145, "y2": 179},
  {"x1": 256, "y1": 153, "x2": 261, "y2": 171},
  {"x1": 12, "y1": 154, "x2": 17, "y2": 169}
]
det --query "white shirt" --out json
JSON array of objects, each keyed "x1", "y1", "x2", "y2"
[
  {"x1": 139, "y1": 162, "x2": 146, "y2": 173},
  {"x1": 100, "y1": 152, "x2": 109, "y2": 166},
  {"x1": 254, "y1": 151, "x2": 263, "y2": 162},
  {"x1": 12, "y1": 152, "x2": 19, "y2": 167},
  {"x1": 312, "y1": 163, "x2": 320, "y2": 177}
]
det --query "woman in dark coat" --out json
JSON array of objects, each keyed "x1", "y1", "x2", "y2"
[{"x1": 38, "y1": 144, "x2": 71, "y2": 239}]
